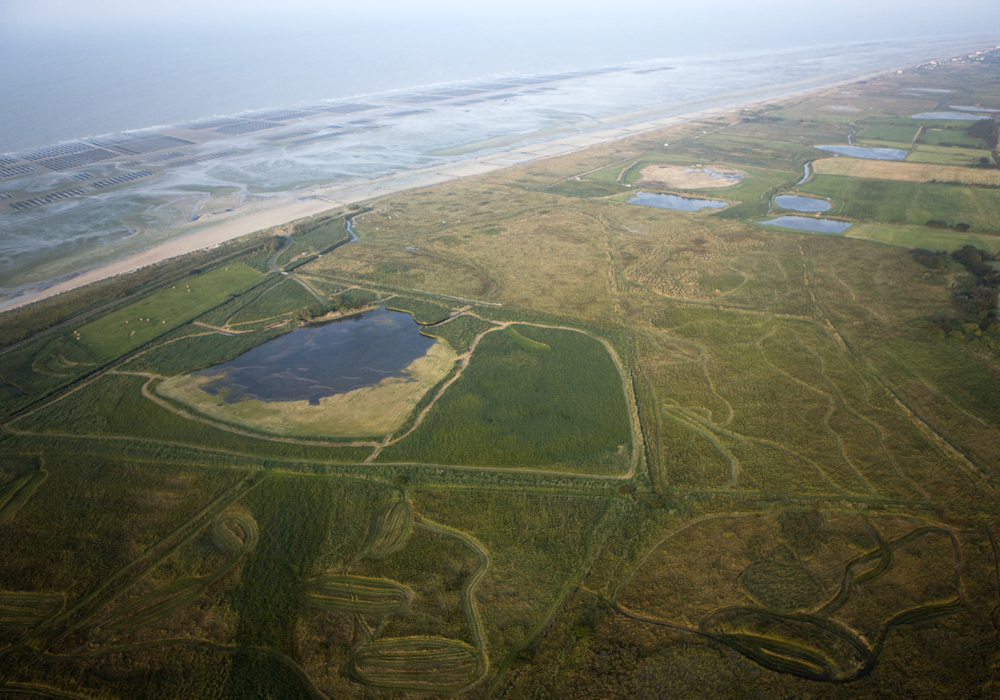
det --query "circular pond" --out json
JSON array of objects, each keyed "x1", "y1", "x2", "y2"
[{"x1": 774, "y1": 195, "x2": 832, "y2": 213}]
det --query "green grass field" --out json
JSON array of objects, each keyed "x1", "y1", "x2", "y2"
[
  {"x1": 123, "y1": 326, "x2": 290, "y2": 376},
  {"x1": 377, "y1": 325, "x2": 632, "y2": 472},
  {"x1": 228, "y1": 277, "x2": 319, "y2": 326},
  {"x1": 11, "y1": 373, "x2": 375, "y2": 461},
  {"x1": 916, "y1": 126, "x2": 986, "y2": 148},
  {"x1": 906, "y1": 144, "x2": 996, "y2": 166},
  {"x1": 72, "y1": 263, "x2": 262, "y2": 362},
  {"x1": 796, "y1": 174, "x2": 1000, "y2": 230},
  {"x1": 859, "y1": 124, "x2": 920, "y2": 143}
]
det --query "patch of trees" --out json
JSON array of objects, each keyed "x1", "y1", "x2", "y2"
[
  {"x1": 296, "y1": 289, "x2": 378, "y2": 322},
  {"x1": 911, "y1": 248, "x2": 948, "y2": 269},
  {"x1": 969, "y1": 119, "x2": 999, "y2": 150},
  {"x1": 923, "y1": 246, "x2": 1000, "y2": 348},
  {"x1": 952, "y1": 245, "x2": 999, "y2": 315},
  {"x1": 926, "y1": 220, "x2": 971, "y2": 232}
]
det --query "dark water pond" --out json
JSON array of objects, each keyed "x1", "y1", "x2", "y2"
[
  {"x1": 912, "y1": 112, "x2": 990, "y2": 121},
  {"x1": 628, "y1": 192, "x2": 728, "y2": 211},
  {"x1": 196, "y1": 306, "x2": 435, "y2": 405},
  {"x1": 814, "y1": 145, "x2": 907, "y2": 160},
  {"x1": 758, "y1": 216, "x2": 852, "y2": 234},
  {"x1": 774, "y1": 195, "x2": 831, "y2": 213}
]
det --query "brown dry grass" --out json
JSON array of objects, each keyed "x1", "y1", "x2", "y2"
[
  {"x1": 813, "y1": 157, "x2": 1000, "y2": 186},
  {"x1": 307, "y1": 181, "x2": 617, "y2": 321}
]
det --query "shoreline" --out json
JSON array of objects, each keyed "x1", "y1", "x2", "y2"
[{"x1": 0, "y1": 65, "x2": 949, "y2": 313}]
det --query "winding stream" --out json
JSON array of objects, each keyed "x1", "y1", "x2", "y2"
[{"x1": 795, "y1": 162, "x2": 813, "y2": 186}]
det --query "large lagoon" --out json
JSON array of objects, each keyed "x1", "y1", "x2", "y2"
[{"x1": 195, "y1": 307, "x2": 435, "y2": 405}]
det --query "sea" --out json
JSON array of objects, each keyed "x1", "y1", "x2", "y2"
[{"x1": 0, "y1": 21, "x2": 995, "y2": 302}]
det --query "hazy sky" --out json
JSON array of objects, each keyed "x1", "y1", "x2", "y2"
[
  {"x1": 2, "y1": 0, "x2": 998, "y2": 151},
  {"x1": 4, "y1": 1, "x2": 999, "y2": 81},
  {"x1": 7, "y1": 0, "x2": 1000, "y2": 40}
]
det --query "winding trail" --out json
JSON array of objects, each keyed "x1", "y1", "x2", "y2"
[
  {"x1": 415, "y1": 517, "x2": 490, "y2": 651},
  {"x1": 0, "y1": 474, "x2": 265, "y2": 687},
  {"x1": 268, "y1": 236, "x2": 292, "y2": 274}
]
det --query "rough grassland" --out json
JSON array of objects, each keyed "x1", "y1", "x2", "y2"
[
  {"x1": 157, "y1": 340, "x2": 457, "y2": 438},
  {"x1": 377, "y1": 325, "x2": 632, "y2": 472},
  {"x1": 228, "y1": 277, "x2": 318, "y2": 326},
  {"x1": 4, "y1": 59, "x2": 1000, "y2": 700}
]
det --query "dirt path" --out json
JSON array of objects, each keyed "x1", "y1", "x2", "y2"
[
  {"x1": 129, "y1": 373, "x2": 379, "y2": 449},
  {"x1": 268, "y1": 236, "x2": 292, "y2": 273},
  {"x1": 291, "y1": 275, "x2": 326, "y2": 304},
  {"x1": 414, "y1": 516, "x2": 490, "y2": 672}
]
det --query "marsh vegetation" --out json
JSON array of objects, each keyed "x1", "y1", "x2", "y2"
[{"x1": 2, "y1": 58, "x2": 1000, "y2": 699}]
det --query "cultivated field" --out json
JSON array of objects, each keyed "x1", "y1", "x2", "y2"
[{"x1": 812, "y1": 156, "x2": 1000, "y2": 185}]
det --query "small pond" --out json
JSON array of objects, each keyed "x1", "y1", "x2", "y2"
[
  {"x1": 195, "y1": 306, "x2": 435, "y2": 405},
  {"x1": 950, "y1": 105, "x2": 1000, "y2": 113},
  {"x1": 912, "y1": 112, "x2": 990, "y2": 121},
  {"x1": 628, "y1": 192, "x2": 728, "y2": 211},
  {"x1": 758, "y1": 216, "x2": 852, "y2": 234},
  {"x1": 774, "y1": 195, "x2": 831, "y2": 213},
  {"x1": 814, "y1": 145, "x2": 907, "y2": 160}
]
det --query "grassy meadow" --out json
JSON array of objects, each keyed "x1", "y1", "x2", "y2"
[{"x1": 2, "y1": 58, "x2": 1000, "y2": 699}]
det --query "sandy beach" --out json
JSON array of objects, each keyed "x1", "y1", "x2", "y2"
[{"x1": 0, "y1": 69, "x2": 890, "y2": 313}]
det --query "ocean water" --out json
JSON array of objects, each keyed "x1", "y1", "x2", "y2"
[{"x1": 0, "y1": 28, "x2": 993, "y2": 300}]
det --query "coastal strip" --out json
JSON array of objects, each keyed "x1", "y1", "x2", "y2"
[{"x1": 0, "y1": 66, "x2": 939, "y2": 313}]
